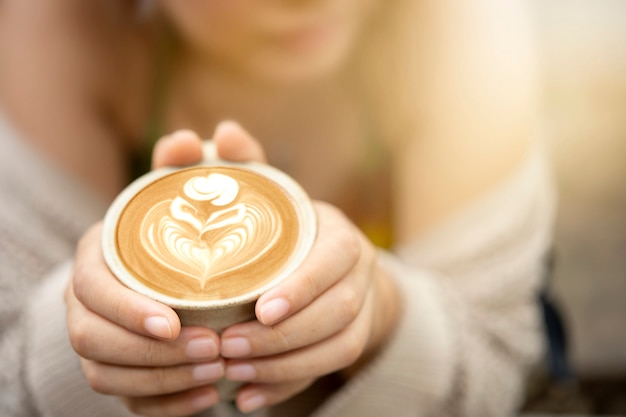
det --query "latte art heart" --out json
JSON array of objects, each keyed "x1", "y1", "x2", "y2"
[
  {"x1": 114, "y1": 166, "x2": 301, "y2": 300},
  {"x1": 140, "y1": 178, "x2": 281, "y2": 287}
]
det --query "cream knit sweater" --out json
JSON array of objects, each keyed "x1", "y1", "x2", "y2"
[{"x1": 0, "y1": 114, "x2": 556, "y2": 417}]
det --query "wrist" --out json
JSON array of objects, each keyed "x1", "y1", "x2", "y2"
[{"x1": 341, "y1": 257, "x2": 403, "y2": 380}]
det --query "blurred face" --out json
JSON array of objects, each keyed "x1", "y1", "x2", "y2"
[{"x1": 162, "y1": 0, "x2": 380, "y2": 84}]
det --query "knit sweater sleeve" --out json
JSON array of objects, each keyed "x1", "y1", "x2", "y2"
[
  {"x1": 307, "y1": 144, "x2": 556, "y2": 417},
  {"x1": 0, "y1": 115, "x2": 106, "y2": 416}
]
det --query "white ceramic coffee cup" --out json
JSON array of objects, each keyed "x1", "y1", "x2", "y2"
[{"x1": 101, "y1": 141, "x2": 317, "y2": 399}]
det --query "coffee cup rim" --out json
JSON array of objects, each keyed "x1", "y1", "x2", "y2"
[{"x1": 102, "y1": 159, "x2": 317, "y2": 310}]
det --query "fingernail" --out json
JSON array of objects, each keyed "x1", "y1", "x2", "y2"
[
  {"x1": 239, "y1": 392, "x2": 266, "y2": 413},
  {"x1": 221, "y1": 337, "x2": 251, "y2": 358},
  {"x1": 226, "y1": 363, "x2": 256, "y2": 381},
  {"x1": 215, "y1": 120, "x2": 241, "y2": 135},
  {"x1": 193, "y1": 362, "x2": 224, "y2": 381},
  {"x1": 186, "y1": 337, "x2": 218, "y2": 359},
  {"x1": 259, "y1": 298, "x2": 289, "y2": 324},
  {"x1": 144, "y1": 316, "x2": 172, "y2": 339},
  {"x1": 171, "y1": 129, "x2": 196, "y2": 141}
]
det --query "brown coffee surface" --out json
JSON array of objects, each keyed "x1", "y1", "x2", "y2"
[{"x1": 116, "y1": 166, "x2": 300, "y2": 300}]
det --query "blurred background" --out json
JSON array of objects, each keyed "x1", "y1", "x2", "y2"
[{"x1": 526, "y1": 0, "x2": 626, "y2": 414}]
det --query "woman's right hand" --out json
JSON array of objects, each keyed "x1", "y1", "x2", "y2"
[
  {"x1": 65, "y1": 124, "x2": 265, "y2": 416},
  {"x1": 66, "y1": 221, "x2": 224, "y2": 416}
]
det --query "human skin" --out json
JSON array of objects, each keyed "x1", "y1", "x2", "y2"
[
  {"x1": 159, "y1": 0, "x2": 381, "y2": 84},
  {"x1": 66, "y1": 123, "x2": 401, "y2": 415},
  {"x1": 0, "y1": 0, "x2": 540, "y2": 415}
]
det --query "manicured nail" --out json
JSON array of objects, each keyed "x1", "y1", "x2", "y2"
[
  {"x1": 259, "y1": 298, "x2": 289, "y2": 324},
  {"x1": 226, "y1": 363, "x2": 256, "y2": 381},
  {"x1": 192, "y1": 362, "x2": 224, "y2": 381},
  {"x1": 239, "y1": 392, "x2": 266, "y2": 413},
  {"x1": 186, "y1": 338, "x2": 217, "y2": 359},
  {"x1": 144, "y1": 316, "x2": 172, "y2": 339},
  {"x1": 221, "y1": 337, "x2": 251, "y2": 358}
]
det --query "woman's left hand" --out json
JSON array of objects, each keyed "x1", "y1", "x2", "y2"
[{"x1": 218, "y1": 126, "x2": 401, "y2": 413}]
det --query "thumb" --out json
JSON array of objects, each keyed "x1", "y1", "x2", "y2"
[
  {"x1": 151, "y1": 130, "x2": 204, "y2": 170},
  {"x1": 213, "y1": 121, "x2": 268, "y2": 164}
]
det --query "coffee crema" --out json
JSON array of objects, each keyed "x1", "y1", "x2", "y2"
[{"x1": 115, "y1": 166, "x2": 300, "y2": 301}]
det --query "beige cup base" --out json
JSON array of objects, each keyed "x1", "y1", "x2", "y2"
[
  {"x1": 176, "y1": 301, "x2": 257, "y2": 401},
  {"x1": 216, "y1": 380, "x2": 243, "y2": 402},
  {"x1": 175, "y1": 302, "x2": 256, "y2": 334}
]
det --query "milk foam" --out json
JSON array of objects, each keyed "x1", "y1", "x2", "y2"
[
  {"x1": 141, "y1": 173, "x2": 280, "y2": 287},
  {"x1": 115, "y1": 166, "x2": 300, "y2": 300}
]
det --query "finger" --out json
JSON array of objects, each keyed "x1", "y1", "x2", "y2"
[
  {"x1": 221, "y1": 264, "x2": 368, "y2": 358},
  {"x1": 235, "y1": 379, "x2": 314, "y2": 414},
  {"x1": 122, "y1": 385, "x2": 219, "y2": 417},
  {"x1": 67, "y1": 287, "x2": 219, "y2": 365},
  {"x1": 72, "y1": 223, "x2": 181, "y2": 340},
  {"x1": 152, "y1": 130, "x2": 204, "y2": 169},
  {"x1": 213, "y1": 120, "x2": 267, "y2": 163},
  {"x1": 254, "y1": 202, "x2": 361, "y2": 326},
  {"x1": 81, "y1": 359, "x2": 224, "y2": 397},
  {"x1": 224, "y1": 289, "x2": 374, "y2": 384}
]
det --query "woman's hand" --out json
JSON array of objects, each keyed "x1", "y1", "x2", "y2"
[
  {"x1": 66, "y1": 121, "x2": 401, "y2": 416},
  {"x1": 205, "y1": 128, "x2": 402, "y2": 413},
  {"x1": 221, "y1": 199, "x2": 401, "y2": 413},
  {"x1": 65, "y1": 123, "x2": 266, "y2": 417},
  {"x1": 67, "y1": 222, "x2": 223, "y2": 416}
]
